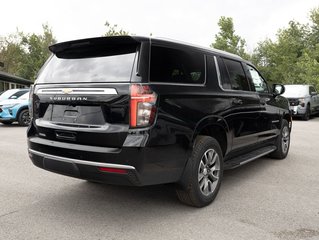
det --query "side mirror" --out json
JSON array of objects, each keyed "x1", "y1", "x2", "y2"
[
  {"x1": 10, "y1": 96, "x2": 17, "y2": 99},
  {"x1": 311, "y1": 91, "x2": 317, "y2": 96},
  {"x1": 272, "y1": 84, "x2": 285, "y2": 96}
]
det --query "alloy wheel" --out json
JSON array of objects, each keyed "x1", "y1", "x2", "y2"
[
  {"x1": 198, "y1": 149, "x2": 221, "y2": 196},
  {"x1": 281, "y1": 126, "x2": 290, "y2": 154}
]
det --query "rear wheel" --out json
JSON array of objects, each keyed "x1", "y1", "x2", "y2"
[
  {"x1": 18, "y1": 109, "x2": 30, "y2": 126},
  {"x1": 176, "y1": 136, "x2": 223, "y2": 207},
  {"x1": 269, "y1": 119, "x2": 290, "y2": 159}
]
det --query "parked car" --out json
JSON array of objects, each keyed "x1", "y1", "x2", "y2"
[
  {"x1": 0, "y1": 88, "x2": 29, "y2": 101},
  {"x1": 0, "y1": 92, "x2": 30, "y2": 126},
  {"x1": 282, "y1": 84, "x2": 319, "y2": 120},
  {"x1": 27, "y1": 36, "x2": 292, "y2": 207}
]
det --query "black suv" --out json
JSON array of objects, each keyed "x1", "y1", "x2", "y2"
[{"x1": 27, "y1": 36, "x2": 291, "y2": 207}]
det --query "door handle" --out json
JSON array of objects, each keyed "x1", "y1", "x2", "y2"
[{"x1": 232, "y1": 98, "x2": 243, "y2": 105}]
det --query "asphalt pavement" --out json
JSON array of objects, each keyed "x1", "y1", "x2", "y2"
[{"x1": 0, "y1": 119, "x2": 319, "y2": 240}]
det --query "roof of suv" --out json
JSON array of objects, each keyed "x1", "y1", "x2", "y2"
[{"x1": 49, "y1": 36, "x2": 244, "y2": 62}]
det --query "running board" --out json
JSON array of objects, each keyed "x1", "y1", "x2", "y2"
[{"x1": 224, "y1": 146, "x2": 276, "y2": 170}]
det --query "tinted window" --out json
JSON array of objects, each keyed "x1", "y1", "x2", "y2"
[
  {"x1": 247, "y1": 65, "x2": 268, "y2": 93},
  {"x1": 10, "y1": 89, "x2": 29, "y2": 99},
  {"x1": 36, "y1": 47, "x2": 137, "y2": 83},
  {"x1": 150, "y1": 46, "x2": 205, "y2": 84},
  {"x1": 223, "y1": 58, "x2": 249, "y2": 91},
  {"x1": 17, "y1": 92, "x2": 30, "y2": 100}
]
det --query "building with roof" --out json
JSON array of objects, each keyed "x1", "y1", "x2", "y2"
[{"x1": 0, "y1": 70, "x2": 33, "y2": 93}]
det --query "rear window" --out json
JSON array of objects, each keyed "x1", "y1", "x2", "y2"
[
  {"x1": 150, "y1": 45, "x2": 205, "y2": 84},
  {"x1": 36, "y1": 46, "x2": 137, "y2": 83}
]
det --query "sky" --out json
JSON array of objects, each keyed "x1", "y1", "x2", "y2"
[{"x1": 0, "y1": 0, "x2": 318, "y2": 52}]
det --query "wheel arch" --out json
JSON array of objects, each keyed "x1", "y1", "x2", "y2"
[
  {"x1": 16, "y1": 106, "x2": 29, "y2": 119},
  {"x1": 283, "y1": 113, "x2": 292, "y2": 131},
  {"x1": 192, "y1": 116, "x2": 230, "y2": 157}
]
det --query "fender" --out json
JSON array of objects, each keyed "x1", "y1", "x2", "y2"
[
  {"x1": 15, "y1": 106, "x2": 29, "y2": 120},
  {"x1": 192, "y1": 115, "x2": 230, "y2": 150},
  {"x1": 178, "y1": 115, "x2": 230, "y2": 189}
]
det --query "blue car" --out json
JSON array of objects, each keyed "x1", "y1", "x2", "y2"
[{"x1": 0, "y1": 92, "x2": 30, "y2": 126}]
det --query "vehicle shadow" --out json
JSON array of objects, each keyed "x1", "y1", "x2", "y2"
[
  {"x1": 32, "y1": 156, "x2": 276, "y2": 221},
  {"x1": 0, "y1": 123, "x2": 27, "y2": 127}
]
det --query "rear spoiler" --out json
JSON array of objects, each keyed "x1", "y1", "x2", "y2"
[{"x1": 49, "y1": 36, "x2": 149, "y2": 58}]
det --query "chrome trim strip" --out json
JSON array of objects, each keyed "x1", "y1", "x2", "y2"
[
  {"x1": 28, "y1": 149, "x2": 135, "y2": 170},
  {"x1": 29, "y1": 137, "x2": 120, "y2": 153},
  {"x1": 37, "y1": 88, "x2": 118, "y2": 95},
  {"x1": 214, "y1": 56, "x2": 222, "y2": 89},
  {"x1": 239, "y1": 148, "x2": 275, "y2": 166}
]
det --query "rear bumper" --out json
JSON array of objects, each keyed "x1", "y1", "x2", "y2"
[
  {"x1": 28, "y1": 136, "x2": 189, "y2": 186},
  {"x1": 28, "y1": 148, "x2": 141, "y2": 186}
]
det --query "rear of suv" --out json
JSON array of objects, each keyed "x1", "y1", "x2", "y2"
[{"x1": 27, "y1": 36, "x2": 291, "y2": 207}]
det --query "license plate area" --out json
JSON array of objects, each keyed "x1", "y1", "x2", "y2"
[{"x1": 43, "y1": 105, "x2": 105, "y2": 125}]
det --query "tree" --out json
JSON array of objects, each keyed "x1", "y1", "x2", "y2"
[
  {"x1": 104, "y1": 21, "x2": 130, "y2": 36},
  {"x1": 19, "y1": 24, "x2": 56, "y2": 80},
  {"x1": 211, "y1": 16, "x2": 248, "y2": 59},
  {"x1": 251, "y1": 8, "x2": 319, "y2": 90},
  {"x1": 252, "y1": 21, "x2": 308, "y2": 83},
  {"x1": 0, "y1": 33, "x2": 25, "y2": 75},
  {"x1": 0, "y1": 24, "x2": 56, "y2": 80}
]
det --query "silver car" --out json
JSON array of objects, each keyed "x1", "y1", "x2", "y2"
[{"x1": 282, "y1": 84, "x2": 319, "y2": 120}]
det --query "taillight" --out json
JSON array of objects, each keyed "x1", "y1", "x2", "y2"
[{"x1": 130, "y1": 84, "x2": 157, "y2": 128}]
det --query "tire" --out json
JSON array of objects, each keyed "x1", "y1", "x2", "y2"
[
  {"x1": 269, "y1": 119, "x2": 290, "y2": 159},
  {"x1": 1, "y1": 121, "x2": 13, "y2": 125},
  {"x1": 18, "y1": 109, "x2": 30, "y2": 126},
  {"x1": 302, "y1": 105, "x2": 310, "y2": 121},
  {"x1": 176, "y1": 136, "x2": 224, "y2": 207}
]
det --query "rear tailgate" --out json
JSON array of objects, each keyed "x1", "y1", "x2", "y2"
[
  {"x1": 31, "y1": 36, "x2": 146, "y2": 148},
  {"x1": 33, "y1": 84, "x2": 130, "y2": 147}
]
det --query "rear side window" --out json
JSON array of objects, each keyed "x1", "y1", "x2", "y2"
[
  {"x1": 36, "y1": 45, "x2": 137, "y2": 83},
  {"x1": 222, "y1": 58, "x2": 250, "y2": 91},
  {"x1": 150, "y1": 46, "x2": 205, "y2": 84}
]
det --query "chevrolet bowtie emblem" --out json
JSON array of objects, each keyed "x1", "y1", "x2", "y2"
[{"x1": 62, "y1": 88, "x2": 73, "y2": 94}]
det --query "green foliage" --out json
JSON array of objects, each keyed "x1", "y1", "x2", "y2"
[
  {"x1": 210, "y1": 17, "x2": 249, "y2": 59},
  {"x1": 0, "y1": 33, "x2": 25, "y2": 76},
  {"x1": 0, "y1": 24, "x2": 56, "y2": 81},
  {"x1": 252, "y1": 7, "x2": 319, "y2": 89},
  {"x1": 104, "y1": 21, "x2": 130, "y2": 36}
]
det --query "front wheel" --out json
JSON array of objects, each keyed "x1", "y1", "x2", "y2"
[
  {"x1": 269, "y1": 119, "x2": 290, "y2": 159},
  {"x1": 18, "y1": 109, "x2": 30, "y2": 126},
  {"x1": 176, "y1": 136, "x2": 223, "y2": 207},
  {"x1": 302, "y1": 105, "x2": 310, "y2": 121}
]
